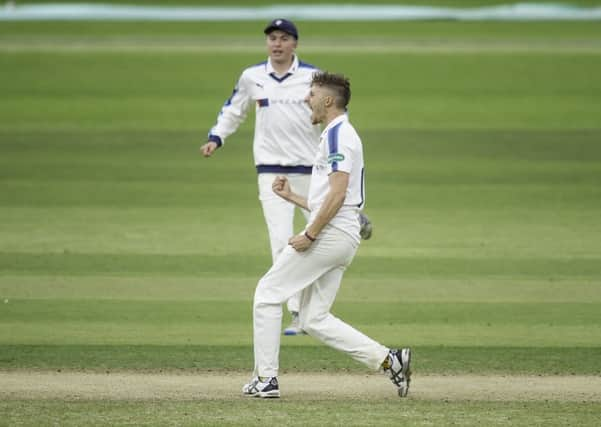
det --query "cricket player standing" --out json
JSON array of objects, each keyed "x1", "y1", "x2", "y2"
[
  {"x1": 242, "y1": 72, "x2": 411, "y2": 398},
  {"x1": 201, "y1": 19, "x2": 372, "y2": 335}
]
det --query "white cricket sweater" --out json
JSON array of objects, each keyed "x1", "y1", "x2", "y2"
[{"x1": 208, "y1": 56, "x2": 321, "y2": 174}]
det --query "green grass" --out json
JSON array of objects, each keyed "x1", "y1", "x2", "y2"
[
  {"x1": 2, "y1": 299, "x2": 601, "y2": 347},
  {"x1": 2, "y1": 345, "x2": 601, "y2": 374},
  {"x1": 2, "y1": 399, "x2": 601, "y2": 427},
  {"x1": 2, "y1": 20, "x2": 601, "y2": 370},
  {"x1": 1, "y1": 17, "x2": 601, "y2": 426},
  {"x1": 2, "y1": 53, "x2": 600, "y2": 132}
]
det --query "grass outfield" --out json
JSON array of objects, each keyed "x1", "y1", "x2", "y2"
[
  {"x1": 3, "y1": 399, "x2": 599, "y2": 427},
  {"x1": 1, "y1": 18, "x2": 601, "y2": 425}
]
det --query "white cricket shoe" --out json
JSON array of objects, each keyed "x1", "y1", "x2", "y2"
[
  {"x1": 242, "y1": 376, "x2": 280, "y2": 398},
  {"x1": 383, "y1": 348, "x2": 412, "y2": 397},
  {"x1": 359, "y1": 212, "x2": 373, "y2": 240},
  {"x1": 283, "y1": 311, "x2": 306, "y2": 336}
]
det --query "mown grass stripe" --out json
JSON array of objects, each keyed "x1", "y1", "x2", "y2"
[
  {"x1": 2, "y1": 300, "x2": 600, "y2": 326},
  {"x1": 1, "y1": 344, "x2": 599, "y2": 375},
  {"x1": 2, "y1": 253, "x2": 600, "y2": 278}
]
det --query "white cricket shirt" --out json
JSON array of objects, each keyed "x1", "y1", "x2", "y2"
[
  {"x1": 208, "y1": 56, "x2": 321, "y2": 173},
  {"x1": 308, "y1": 114, "x2": 365, "y2": 242}
]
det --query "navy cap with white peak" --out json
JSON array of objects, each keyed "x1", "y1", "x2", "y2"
[{"x1": 264, "y1": 18, "x2": 299, "y2": 40}]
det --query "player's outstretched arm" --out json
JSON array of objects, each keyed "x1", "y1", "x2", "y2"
[{"x1": 272, "y1": 176, "x2": 309, "y2": 210}]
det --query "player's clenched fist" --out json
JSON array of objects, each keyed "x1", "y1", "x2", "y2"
[
  {"x1": 288, "y1": 233, "x2": 312, "y2": 252},
  {"x1": 272, "y1": 175, "x2": 291, "y2": 199}
]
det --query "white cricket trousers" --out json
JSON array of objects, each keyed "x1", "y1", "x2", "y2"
[
  {"x1": 253, "y1": 225, "x2": 390, "y2": 378},
  {"x1": 258, "y1": 173, "x2": 311, "y2": 314}
]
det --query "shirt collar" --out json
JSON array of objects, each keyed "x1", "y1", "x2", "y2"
[
  {"x1": 266, "y1": 55, "x2": 299, "y2": 75},
  {"x1": 320, "y1": 113, "x2": 348, "y2": 139}
]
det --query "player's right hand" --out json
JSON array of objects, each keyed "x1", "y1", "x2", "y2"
[
  {"x1": 200, "y1": 141, "x2": 218, "y2": 157},
  {"x1": 272, "y1": 175, "x2": 291, "y2": 199}
]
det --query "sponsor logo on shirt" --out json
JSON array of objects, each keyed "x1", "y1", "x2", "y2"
[
  {"x1": 270, "y1": 98, "x2": 305, "y2": 105},
  {"x1": 328, "y1": 153, "x2": 345, "y2": 163}
]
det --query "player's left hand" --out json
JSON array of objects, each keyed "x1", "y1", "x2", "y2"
[{"x1": 289, "y1": 233, "x2": 312, "y2": 252}]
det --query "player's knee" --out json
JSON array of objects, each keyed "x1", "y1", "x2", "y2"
[
  {"x1": 253, "y1": 279, "x2": 268, "y2": 306},
  {"x1": 253, "y1": 278, "x2": 284, "y2": 308},
  {"x1": 300, "y1": 312, "x2": 328, "y2": 336},
  {"x1": 301, "y1": 320, "x2": 319, "y2": 336}
]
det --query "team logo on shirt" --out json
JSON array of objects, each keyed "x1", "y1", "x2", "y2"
[
  {"x1": 270, "y1": 98, "x2": 305, "y2": 105},
  {"x1": 328, "y1": 153, "x2": 345, "y2": 163}
]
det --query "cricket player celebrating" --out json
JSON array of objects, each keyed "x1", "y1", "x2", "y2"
[
  {"x1": 201, "y1": 19, "x2": 372, "y2": 336},
  {"x1": 242, "y1": 72, "x2": 411, "y2": 399}
]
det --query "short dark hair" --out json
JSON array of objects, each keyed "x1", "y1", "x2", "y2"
[{"x1": 311, "y1": 71, "x2": 351, "y2": 109}]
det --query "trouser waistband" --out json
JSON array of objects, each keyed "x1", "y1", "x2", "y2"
[{"x1": 256, "y1": 165, "x2": 312, "y2": 174}]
